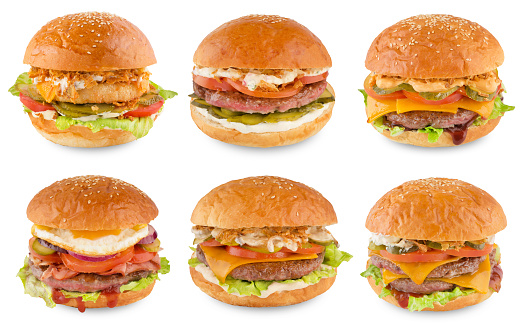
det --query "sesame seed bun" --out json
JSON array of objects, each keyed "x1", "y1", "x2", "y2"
[
  {"x1": 193, "y1": 15, "x2": 331, "y2": 69},
  {"x1": 24, "y1": 12, "x2": 156, "y2": 71},
  {"x1": 27, "y1": 175, "x2": 158, "y2": 230},
  {"x1": 366, "y1": 178, "x2": 506, "y2": 241},
  {"x1": 365, "y1": 14, "x2": 504, "y2": 78},
  {"x1": 190, "y1": 267, "x2": 335, "y2": 307},
  {"x1": 191, "y1": 176, "x2": 337, "y2": 229}
]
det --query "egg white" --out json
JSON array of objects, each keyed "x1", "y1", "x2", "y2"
[{"x1": 32, "y1": 225, "x2": 149, "y2": 256}]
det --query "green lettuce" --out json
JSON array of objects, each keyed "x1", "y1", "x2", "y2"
[
  {"x1": 9, "y1": 72, "x2": 31, "y2": 96},
  {"x1": 55, "y1": 115, "x2": 155, "y2": 139},
  {"x1": 418, "y1": 126, "x2": 443, "y2": 143},
  {"x1": 149, "y1": 80, "x2": 177, "y2": 100},
  {"x1": 323, "y1": 243, "x2": 352, "y2": 267},
  {"x1": 474, "y1": 97, "x2": 515, "y2": 126},
  {"x1": 360, "y1": 263, "x2": 383, "y2": 286},
  {"x1": 188, "y1": 257, "x2": 201, "y2": 268},
  {"x1": 372, "y1": 117, "x2": 405, "y2": 136},
  {"x1": 358, "y1": 89, "x2": 368, "y2": 105},
  {"x1": 17, "y1": 256, "x2": 170, "y2": 308}
]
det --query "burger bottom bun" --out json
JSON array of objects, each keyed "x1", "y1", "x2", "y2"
[
  {"x1": 366, "y1": 276, "x2": 493, "y2": 311},
  {"x1": 190, "y1": 267, "x2": 335, "y2": 307},
  {"x1": 190, "y1": 101, "x2": 334, "y2": 148},
  {"x1": 376, "y1": 116, "x2": 501, "y2": 147},
  {"x1": 28, "y1": 114, "x2": 137, "y2": 148},
  {"x1": 60, "y1": 281, "x2": 155, "y2": 309}
]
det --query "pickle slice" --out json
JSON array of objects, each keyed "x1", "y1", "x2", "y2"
[
  {"x1": 372, "y1": 83, "x2": 415, "y2": 95},
  {"x1": 368, "y1": 241, "x2": 386, "y2": 251},
  {"x1": 418, "y1": 87, "x2": 459, "y2": 101},
  {"x1": 140, "y1": 238, "x2": 161, "y2": 252},
  {"x1": 138, "y1": 94, "x2": 163, "y2": 106},
  {"x1": 465, "y1": 86, "x2": 498, "y2": 102},
  {"x1": 53, "y1": 102, "x2": 117, "y2": 118},
  {"x1": 241, "y1": 245, "x2": 282, "y2": 254},
  {"x1": 426, "y1": 241, "x2": 443, "y2": 250},
  {"x1": 386, "y1": 245, "x2": 418, "y2": 254},
  {"x1": 32, "y1": 238, "x2": 56, "y2": 256},
  {"x1": 465, "y1": 241, "x2": 486, "y2": 250}
]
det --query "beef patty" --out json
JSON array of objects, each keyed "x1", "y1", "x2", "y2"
[
  {"x1": 385, "y1": 108, "x2": 478, "y2": 130},
  {"x1": 193, "y1": 80, "x2": 327, "y2": 114},
  {"x1": 29, "y1": 259, "x2": 152, "y2": 293},
  {"x1": 195, "y1": 245, "x2": 324, "y2": 281}
]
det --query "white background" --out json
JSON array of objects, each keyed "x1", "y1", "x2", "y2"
[{"x1": 1, "y1": 0, "x2": 523, "y2": 325}]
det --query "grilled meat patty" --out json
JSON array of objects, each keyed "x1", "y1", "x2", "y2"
[{"x1": 385, "y1": 108, "x2": 478, "y2": 130}]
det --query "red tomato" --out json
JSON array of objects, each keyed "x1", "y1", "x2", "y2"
[
  {"x1": 444, "y1": 243, "x2": 493, "y2": 257},
  {"x1": 60, "y1": 246, "x2": 135, "y2": 273},
  {"x1": 380, "y1": 249, "x2": 452, "y2": 263},
  {"x1": 282, "y1": 243, "x2": 325, "y2": 254},
  {"x1": 28, "y1": 237, "x2": 62, "y2": 263},
  {"x1": 225, "y1": 79, "x2": 301, "y2": 98},
  {"x1": 364, "y1": 87, "x2": 406, "y2": 100},
  {"x1": 123, "y1": 100, "x2": 164, "y2": 118},
  {"x1": 225, "y1": 246, "x2": 291, "y2": 259},
  {"x1": 402, "y1": 90, "x2": 463, "y2": 105},
  {"x1": 193, "y1": 74, "x2": 236, "y2": 92},
  {"x1": 129, "y1": 245, "x2": 157, "y2": 263},
  {"x1": 299, "y1": 72, "x2": 328, "y2": 84},
  {"x1": 200, "y1": 239, "x2": 223, "y2": 247},
  {"x1": 20, "y1": 94, "x2": 55, "y2": 112}
]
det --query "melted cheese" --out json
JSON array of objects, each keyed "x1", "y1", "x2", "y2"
[
  {"x1": 200, "y1": 245, "x2": 318, "y2": 283},
  {"x1": 382, "y1": 256, "x2": 491, "y2": 294},
  {"x1": 366, "y1": 97, "x2": 495, "y2": 123}
]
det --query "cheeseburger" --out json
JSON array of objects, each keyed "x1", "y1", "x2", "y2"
[
  {"x1": 190, "y1": 15, "x2": 335, "y2": 147},
  {"x1": 361, "y1": 14, "x2": 514, "y2": 147},
  {"x1": 188, "y1": 176, "x2": 351, "y2": 306},
  {"x1": 361, "y1": 178, "x2": 505, "y2": 311},
  {"x1": 17, "y1": 176, "x2": 169, "y2": 312},
  {"x1": 9, "y1": 12, "x2": 176, "y2": 148}
]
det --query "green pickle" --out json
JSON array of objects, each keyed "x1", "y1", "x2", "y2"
[
  {"x1": 140, "y1": 238, "x2": 161, "y2": 252},
  {"x1": 241, "y1": 245, "x2": 282, "y2": 254},
  {"x1": 32, "y1": 239, "x2": 56, "y2": 256},
  {"x1": 465, "y1": 86, "x2": 497, "y2": 102},
  {"x1": 418, "y1": 87, "x2": 459, "y2": 101},
  {"x1": 386, "y1": 245, "x2": 418, "y2": 255},
  {"x1": 426, "y1": 241, "x2": 443, "y2": 250},
  {"x1": 368, "y1": 241, "x2": 386, "y2": 251},
  {"x1": 465, "y1": 241, "x2": 486, "y2": 250}
]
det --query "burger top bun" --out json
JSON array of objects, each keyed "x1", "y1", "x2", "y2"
[
  {"x1": 366, "y1": 178, "x2": 506, "y2": 241},
  {"x1": 24, "y1": 12, "x2": 156, "y2": 71},
  {"x1": 365, "y1": 14, "x2": 504, "y2": 78},
  {"x1": 191, "y1": 176, "x2": 337, "y2": 229},
  {"x1": 193, "y1": 15, "x2": 331, "y2": 69},
  {"x1": 27, "y1": 175, "x2": 158, "y2": 230}
]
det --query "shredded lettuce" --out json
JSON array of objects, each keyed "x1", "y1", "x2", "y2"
[{"x1": 17, "y1": 256, "x2": 170, "y2": 308}]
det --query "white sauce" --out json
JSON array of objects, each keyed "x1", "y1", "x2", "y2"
[
  {"x1": 73, "y1": 111, "x2": 124, "y2": 122},
  {"x1": 370, "y1": 233, "x2": 415, "y2": 251},
  {"x1": 31, "y1": 110, "x2": 56, "y2": 121},
  {"x1": 194, "y1": 101, "x2": 331, "y2": 134}
]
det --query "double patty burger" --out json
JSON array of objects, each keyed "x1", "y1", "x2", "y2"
[
  {"x1": 188, "y1": 176, "x2": 351, "y2": 307},
  {"x1": 17, "y1": 176, "x2": 169, "y2": 312},
  {"x1": 361, "y1": 14, "x2": 514, "y2": 147},
  {"x1": 190, "y1": 15, "x2": 335, "y2": 147},
  {"x1": 9, "y1": 12, "x2": 176, "y2": 148},
  {"x1": 361, "y1": 178, "x2": 506, "y2": 311}
]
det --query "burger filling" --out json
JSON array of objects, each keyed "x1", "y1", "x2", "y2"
[
  {"x1": 17, "y1": 225, "x2": 170, "y2": 312},
  {"x1": 359, "y1": 70, "x2": 514, "y2": 145},
  {"x1": 9, "y1": 69, "x2": 176, "y2": 139},
  {"x1": 189, "y1": 225, "x2": 351, "y2": 297},
  {"x1": 190, "y1": 66, "x2": 334, "y2": 133},
  {"x1": 361, "y1": 233, "x2": 503, "y2": 311}
]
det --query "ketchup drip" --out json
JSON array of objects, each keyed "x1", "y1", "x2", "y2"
[
  {"x1": 387, "y1": 286, "x2": 423, "y2": 309},
  {"x1": 445, "y1": 115, "x2": 478, "y2": 145},
  {"x1": 51, "y1": 289, "x2": 86, "y2": 313},
  {"x1": 102, "y1": 286, "x2": 120, "y2": 308}
]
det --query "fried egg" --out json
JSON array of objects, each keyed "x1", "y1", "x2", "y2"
[{"x1": 31, "y1": 224, "x2": 149, "y2": 256}]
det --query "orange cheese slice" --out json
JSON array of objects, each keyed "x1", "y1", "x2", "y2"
[
  {"x1": 366, "y1": 96, "x2": 495, "y2": 123},
  {"x1": 36, "y1": 81, "x2": 58, "y2": 103},
  {"x1": 382, "y1": 256, "x2": 491, "y2": 294},
  {"x1": 200, "y1": 245, "x2": 318, "y2": 283}
]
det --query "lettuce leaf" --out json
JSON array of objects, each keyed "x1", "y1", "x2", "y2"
[
  {"x1": 417, "y1": 126, "x2": 443, "y2": 143},
  {"x1": 360, "y1": 264, "x2": 383, "y2": 286},
  {"x1": 323, "y1": 243, "x2": 352, "y2": 267},
  {"x1": 188, "y1": 257, "x2": 202, "y2": 268},
  {"x1": 17, "y1": 257, "x2": 56, "y2": 308},
  {"x1": 407, "y1": 287, "x2": 476, "y2": 312},
  {"x1": 55, "y1": 115, "x2": 155, "y2": 139},
  {"x1": 372, "y1": 117, "x2": 405, "y2": 136},
  {"x1": 9, "y1": 72, "x2": 31, "y2": 97},
  {"x1": 358, "y1": 89, "x2": 368, "y2": 106},
  {"x1": 61, "y1": 290, "x2": 101, "y2": 302},
  {"x1": 149, "y1": 81, "x2": 177, "y2": 100}
]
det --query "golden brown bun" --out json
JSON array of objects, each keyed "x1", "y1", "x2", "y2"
[
  {"x1": 194, "y1": 15, "x2": 331, "y2": 69},
  {"x1": 190, "y1": 267, "x2": 335, "y2": 307},
  {"x1": 191, "y1": 176, "x2": 337, "y2": 228},
  {"x1": 366, "y1": 276, "x2": 492, "y2": 311},
  {"x1": 27, "y1": 175, "x2": 158, "y2": 230},
  {"x1": 376, "y1": 116, "x2": 501, "y2": 147},
  {"x1": 366, "y1": 178, "x2": 506, "y2": 241},
  {"x1": 365, "y1": 14, "x2": 504, "y2": 78},
  {"x1": 59, "y1": 282, "x2": 155, "y2": 309},
  {"x1": 28, "y1": 113, "x2": 137, "y2": 148},
  {"x1": 24, "y1": 12, "x2": 156, "y2": 71},
  {"x1": 190, "y1": 97, "x2": 333, "y2": 148}
]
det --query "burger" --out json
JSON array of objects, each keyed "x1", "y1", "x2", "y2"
[
  {"x1": 360, "y1": 14, "x2": 514, "y2": 147},
  {"x1": 9, "y1": 12, "x2": 176, "y2": 148},
  {"x1": 361, "y1": 178, "x2": 506, "y2": 311},
  {"x1": 188, "y1": 176, "x2": 351, "y2": 306},
  {"x1": 17, "y1": 176, "x2": 170, "y2": 312},
  {"x1": 190, "y1": 15, "x2": 335, "y2": 148}
]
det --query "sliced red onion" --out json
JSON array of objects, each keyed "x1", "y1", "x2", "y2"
[
  {"x1": 138, "y1": 225, "x2": 157, "y2": 244},
  {"x1": 67, "y1": 251, "x2": 116, "y2": 262},
  {"x1": 38, "y1": 238, "x2": 67, "y2": 253}
]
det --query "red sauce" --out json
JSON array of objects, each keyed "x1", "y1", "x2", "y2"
[
  {"x1": 387, "y1": 287, "x2": 423, "y2": 309},
  {"x1": 102, "y1": 286, "x2": 120, "y2": 308},
  {"x1": 445, "y1": 116, "x2": 478, "y2": 145},
  {"x1": 51, "y1": 289, "x2": 86, "y2": 313}
]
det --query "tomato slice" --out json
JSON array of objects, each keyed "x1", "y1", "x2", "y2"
[
  {"x1": 282, "y1": 243, "x2": 325, "y2": 254},
  {"x1": 380, "y1": 249, "x2": 452, "y2": 263},
  {"x1": 225, "y1": 78, "x2": 301, "y2": 98},
  {"x1": 129, "y1": 245, "x2": 157, "y2": 263},
  {"x1": 402, "y1": 90, "x2": 463, "y2": 105},
  {"x1": 299, "y1": 72, "x2": 328, "y2": 85},
  {"x1": 200, "y1": 239, "x2": 223, "y2": 247},
  {"x1": 28, "y1": 237, "x2": 62, "y2": 263},
  {"x1": 364, "y1": 87, "x2": 406, "y2": 100},
  {"x1": 123, "y1": 100, "x2": 164, "y2": 118},
  {"x1": 20, "y1": 94, "x2": 55, "y2": 112},
  {"x1": 225, "y1": 245, "x2": 291, "y2": 259},
  {"x1": 60, "y1": 246, "x2": 135, "y2": 273},
  {"x1": 193, "y1": 74, "x2": 236, "y2": 92},
  {"x1": 444, "y1": 243, "x2": 493, "y2": 257}
]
